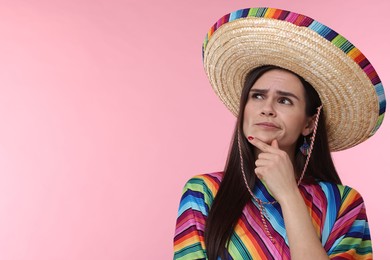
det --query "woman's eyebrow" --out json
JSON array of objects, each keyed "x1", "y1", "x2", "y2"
[
  {"x1": 276, "y1": 90, "x2": 300, "y2": 100},
  {"x1": 250, "y1": 88, "x2": 268, "y2": 93},
  {"x1": 250, "y1": 88, "x2": 300, "y2": 100}
]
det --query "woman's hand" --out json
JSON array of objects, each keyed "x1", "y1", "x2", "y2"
[
  {"x1": 248, "y1": 136, "x2": 329, "y2": 259},
  {"x1": 248, "y1": 137, "x2": 299, "y2": 203}
]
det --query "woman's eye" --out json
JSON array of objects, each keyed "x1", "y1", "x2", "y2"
[
  {"x1": 252, "y1": 93, "x2": 264, "y2": 99},
  {"x1": 279, "y1": 97, "x2": 293, "y2": 105}
]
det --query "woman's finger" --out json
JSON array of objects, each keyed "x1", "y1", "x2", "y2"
[{"x1": 248, "y1": 136, "x2": 275, "y2": 152}]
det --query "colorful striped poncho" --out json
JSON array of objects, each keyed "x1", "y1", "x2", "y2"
[{"x1": 173, "y1": 172, "x2": 372, "y2": 259}]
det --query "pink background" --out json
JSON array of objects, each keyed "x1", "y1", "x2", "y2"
[{"x1": 0, "y1": 0, "x2": 389, "y2": 259}]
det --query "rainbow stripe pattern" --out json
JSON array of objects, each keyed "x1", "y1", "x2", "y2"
[
  {"x1": 202, "y1": 7, "x2": 386, "y2": 136},
  {"x1": 174, "y1": 172, "x2": 372, "y2": 259}
]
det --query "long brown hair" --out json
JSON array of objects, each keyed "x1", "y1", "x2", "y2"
[{"x1": 204, "y1": 65, "x2": 341, "y2": 259}]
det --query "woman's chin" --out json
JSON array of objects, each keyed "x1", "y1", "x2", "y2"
[
  {"x1": 245, "y1": 131, "x2": 279, "y2": 145},
  {"x1": 254, "y1": 136, "x2": 275, "y2": 145}
]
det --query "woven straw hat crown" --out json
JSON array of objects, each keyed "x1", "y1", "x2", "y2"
[{"x1": 202, "y1": 7, "x2": 386, "y2": 151}]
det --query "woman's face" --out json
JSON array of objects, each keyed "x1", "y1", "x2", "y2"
[{"x1": 243, "y1": 69, "x2": 313, "y2": 157}]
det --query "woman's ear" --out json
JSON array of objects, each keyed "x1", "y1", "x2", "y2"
[{"x1": 301, "y1": 116, "x2": 315, "y2": 136}]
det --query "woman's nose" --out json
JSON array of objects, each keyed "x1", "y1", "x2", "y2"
[
  {"x1": 261, "y1": 110, "x2": 275, "y2": 116},
  {"x1": 260, "y1": 101, "x2": 276, "y2": 116}
]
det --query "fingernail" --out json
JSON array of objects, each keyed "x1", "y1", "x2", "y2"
[{"x1": 248, "y1": 136, "x2": 254, "y2": 141}]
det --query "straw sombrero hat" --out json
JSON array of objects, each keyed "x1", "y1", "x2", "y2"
[{"x1": 202, "y1": 7, "x2": 386, "y2": 151}]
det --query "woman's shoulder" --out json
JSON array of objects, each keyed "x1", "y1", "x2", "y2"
[
  {"x1": 182, "y1": 172, "x2": 223, "y2": 200},
  {"x1": 302, "y1": 181, "x2": 365, "y2": 207},
  {"x1": 317, "y1": 181, "x2": 363, "y2": 198},
  {"x1": 188, "y1": 171, "x2": 224, "y2": 183},
  {"x1": 184, "y1": 171, "x2": 224, "y2": 187}
]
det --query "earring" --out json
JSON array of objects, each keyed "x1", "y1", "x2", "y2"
[{"x1": 300, "y1": 136, "x2": 310, "y2": 156}]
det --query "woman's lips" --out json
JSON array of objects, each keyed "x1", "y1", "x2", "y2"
[{"x1": 255, "y1": 122, "x2": 280, "y2": 129}]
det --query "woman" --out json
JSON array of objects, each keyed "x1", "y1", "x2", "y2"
[{"x1": 174, "y1": 7, "x2": 385, "y2": 260}]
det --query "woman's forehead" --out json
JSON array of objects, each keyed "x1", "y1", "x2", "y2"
[{"x1": 251, "y1": 70, "x2": 305, "y2": 96}]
